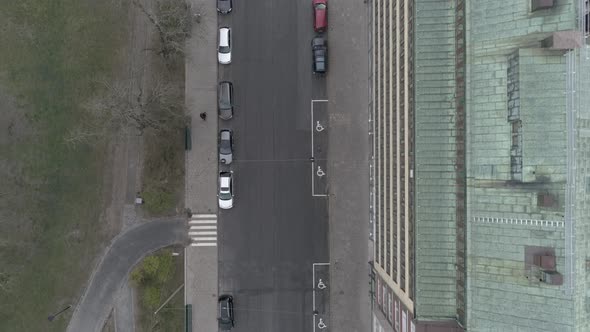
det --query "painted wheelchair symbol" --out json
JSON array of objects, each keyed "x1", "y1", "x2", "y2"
[
  {"x1": 318, "y1": 318, "x2": 327, "y2": 329},
  {"x1": 315, "y1": 121, "x2": 325, "y2": 132},
  {"x1": 316, "y1": 166, "x2": 325, "y2": 177},
  {"x1": 317, "y1": 278, "x2": 326, "y2": 290}
]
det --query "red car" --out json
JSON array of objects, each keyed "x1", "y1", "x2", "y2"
[{"x1": 313, "y1": 0, "x2": 327, "y2": 32}]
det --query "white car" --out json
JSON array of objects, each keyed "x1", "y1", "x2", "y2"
[
  {"x1": 218, "y1": 27, "x2": 231, "y2": 64},
  {"x1": 218, "y1": 172, "x2": 233, "y2": 209}
]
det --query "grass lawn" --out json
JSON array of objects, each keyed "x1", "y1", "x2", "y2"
[
  {"x1": 0, "y1": 1, "x2": 128, "y2": 331},
  {"x1": 142, "y1": 125, "x2": 186, "y2": 217},
  {"x1": 131, "y1": 247, "x2": 185, "y2": 332}
]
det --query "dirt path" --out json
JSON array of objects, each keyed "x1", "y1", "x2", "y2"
[
  {"x1": 100, "y1": 0, "x2": 155, "y2": 238},
  {"x1": 93, "y1": 1, "x2": 160, "y2": 331}
]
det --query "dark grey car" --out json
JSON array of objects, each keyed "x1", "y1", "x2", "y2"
[
  {"x1": 312, "y1": 37, "x2": 327, "y2": 74},
  {"x1": 219, "y1": 129, "x2": 233, "y2": 164},
  {"x1": 218, "y1": 81, "x2": 233, "y2": 120},
  {"x1": 218, "y1": 295, "x2": 234, "y2": 330},
  {"x1": 217, "y1": 0, "x2": 232, "y2": 14}
]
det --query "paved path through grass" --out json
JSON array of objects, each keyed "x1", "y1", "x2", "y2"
[{"x1": 67, "y1": 219, "x2": 187, "y2": 332}]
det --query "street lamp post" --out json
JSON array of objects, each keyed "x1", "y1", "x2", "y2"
[{"x1": 48, "y1": 305, "x2": 72, "y2": 322}]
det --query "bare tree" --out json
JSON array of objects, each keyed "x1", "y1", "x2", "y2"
[
  {"x1": 65, "y1": 78, "x2": 186, "y2": 146},
  {"x1": 133, "y1": 0, "x2": 193, "y2": 61}
]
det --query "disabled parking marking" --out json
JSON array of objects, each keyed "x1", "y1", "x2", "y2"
[
  {"x1": 311, "y1": 100, "x2": 329, "y2": 197},
  {"x1": 312, "y1": 262, "x2": 330, "y2": 332}
]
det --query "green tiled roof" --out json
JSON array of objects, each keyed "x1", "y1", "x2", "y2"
[{"x1": 414, "y1": 0, "x2": 458, "y2": 319}]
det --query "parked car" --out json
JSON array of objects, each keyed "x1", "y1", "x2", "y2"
[
  {"x1": 218, "y1": 81, "x2": 233, "y2": 120},
  {"x1": 217, "y1": 0, "x2": 232, "y2": 14},
  {"x1": 219, "y1": 129, "x2": 233, "y2": 164},
  {"x1": 218, "y1": 27, "x2": 232, "y2": 64},
  {"x1": 218, "y1": 172, "x2": 234, "y2": 209},
  {"x1": 218, "y1": 295, "x2": 234, "y2": 330},
  {"x1": 313, "y1": 0, "x2": 327, "y2": 32},
  {"x1": 312, "y1": 37, "x2": 327, "y2": 74}
]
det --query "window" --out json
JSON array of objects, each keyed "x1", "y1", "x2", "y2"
[
  {"x1": 395, "y1": 300, "x2": 400, "y2": 330},
  {"x1": 402, "y1": 311, "x2": 407, "y2": 332},
  {"x1": 377, "y1": 279, "x2": 382, "y2": 305},
  {"x1": 388, "y1": 292, "x2": 392, "y2": 321}
]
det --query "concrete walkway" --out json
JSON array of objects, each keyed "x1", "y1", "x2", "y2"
[
  {"x1": 326, "y1": 0, "x2": 371, "y2": 331},
  {"x1": 66, "y1": 219, "x2": 186, "y2": 332},
  {"x1": 113, "y1": 282, "x2": 135, "y2": 332},
  {"x1": 183, "y1": 0, "x2": 219, "y2": 331}
]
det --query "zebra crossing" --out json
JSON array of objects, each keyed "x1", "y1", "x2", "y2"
[{"x1": 188, "y1": 214, "x2": 217, "y2": 247}]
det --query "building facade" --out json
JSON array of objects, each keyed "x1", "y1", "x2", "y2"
[
  {"x1": 370, "y1": 0, "x2": 590, "y2": 331},
  {"x1": 371, "y1": 0, "x2": 416, "y2": 330}
]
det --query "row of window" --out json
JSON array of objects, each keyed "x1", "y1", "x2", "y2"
[
  {"x1": 373, "y1": 0, "x2": 415, "y2": 297},
  {"x1": 376, "y1": 277, "x2": 415, "y2": 332}
]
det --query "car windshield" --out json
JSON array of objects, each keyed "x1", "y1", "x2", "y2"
[
  {"x1": 313, "y1": 39, "x2": 325, "y2": 48},
  {"x1": 219, "y1": 92, "x2": 231, "y2": 108},
  {"x1": 219, "y1": 45, "x2": 230, "y2": 53},
  {"x1": 219, "y1": 190, "x2": 232, "y2": 200},
  {"x1": 316, "y1": 3, "x2": 326, "y2": 9}
]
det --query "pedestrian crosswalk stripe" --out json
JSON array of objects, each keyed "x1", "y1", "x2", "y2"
[
  {"x1": 190, "y1": 225, "x2": 217, "y2": 230},
  {"x1": 192, "y1": 236, "x2": 216, "y2": 241},
  {"x1": 191, "y1": 213, "x2": 216, "y2": 219},
  {"x1": 189, "y1": 231, "x2": 217, "y2": 236},
  {"x1": 191, "y1": 243, "x2": 217, "y2": 247},
  {"x1": 188, "y1": 213, "x2": 218, "y2": 246},
  {"x1": 189, "y1": 219, "x2": 217, "y2": 224}
]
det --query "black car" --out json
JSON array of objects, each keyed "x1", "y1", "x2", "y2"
[
  {"x1": 218, "y1": 295, "x2": 234, "y2": 330},
  {"x1": 218, "y1": 81, "x2": 233, "y2": 120},
  {"x1": 217, "y1": 0, "x2": 232, "y2": 14},
  {"x1": 312, "y1": 37, "x2": 327, "y2": 74}
]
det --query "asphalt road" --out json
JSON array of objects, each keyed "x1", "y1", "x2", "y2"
[
  {"x1": 66, "y1": 219, "x2": 186, "y2": 332},
  {"x1": 217, "y1": 1, "x2": 329, "y2": 331}
]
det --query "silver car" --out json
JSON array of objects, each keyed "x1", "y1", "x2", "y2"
[
  {"x1": 218, "y1": 27, "x2": 231, "y2": 64},
  {"x1": 218, "y1": 172, "x2": 234, "y2": 210},
  {"x1": 219, "y1": 129, "x2": 233, "y2": 164}
]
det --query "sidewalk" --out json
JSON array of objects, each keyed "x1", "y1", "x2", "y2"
[
  {"x1": 326, "y1": 0, "x2": 371, "y2": 331},
  {"x1": 184, "y1": 0, "x2": 218, "y2": 331}
]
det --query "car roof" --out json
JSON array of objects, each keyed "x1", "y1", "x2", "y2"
[
  {"x1": 219, "y1": 27, "x2": 229, "y2": 44},
  {"x1": 220, "y1": 172, "x2": 231, "y2": 184}
]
